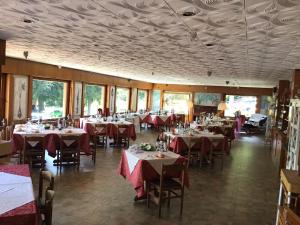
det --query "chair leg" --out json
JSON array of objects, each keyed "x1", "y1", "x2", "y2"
[
  {"x1": 167, "y1": 191, "x2": 170, "y2": 208},
  {"x1": 180, "y1": 189, "x2": 184, "y2": 216},
  {"x1": 158, "y1": 190, "x2": 163, "y2": 218},
  {"x1": 146, "y1": 182, "x2": 150, "y2": 208}
]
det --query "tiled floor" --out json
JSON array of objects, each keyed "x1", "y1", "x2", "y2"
[{"x1": 31, "y1": 130, "x2": 279, "y2": 225}]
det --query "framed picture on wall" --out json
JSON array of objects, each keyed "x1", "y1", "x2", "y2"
[
  {"x1": 194, "y1": 93, "x2": 221, "y2": 106},
  {"x1": 13, "y1": 75, "x2": 28, "y2": 120},
  {"x1": 110, "y1": 86, "x2": 116, "y2": 113},
  {"x1": 73, "y1": 82, "x2": 82, "y2": 116}
]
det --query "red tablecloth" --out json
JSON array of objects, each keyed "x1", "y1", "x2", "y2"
[
  {"x1": 118, "y1": 150, "x2": 189, "y2": 198},
  {"x1": 169, "y1": 136, "x2": 229, "y2": 155},
  {"x1": 149, "y1": 115, "x2": 176, "y2": 127},
  {"x1": 12, "y1": 133, "x2": 91, "y2": 157},
  {"x1": 0, "y1": 164, "x2": 38, "y2": 225},
  {"x1": 84, "y1": 122, "x2": 136, "y2": 141},
  {"x1": 138, "y1": 114, "x2": 151, "y2": 123}
]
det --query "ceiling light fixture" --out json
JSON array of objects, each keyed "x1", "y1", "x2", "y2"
[
  {"x1": 23, "y1": 19, "x2": 33, "y2": 24},
  {"x1": 182, "y1": 11, "x2": 196, "y2": 17},
  {"x1": 23, "y1": 51, "x2": 29, "y2": 59}
]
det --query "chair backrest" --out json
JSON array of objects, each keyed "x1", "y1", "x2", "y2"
[
  {"x1": 60, "y1": 135, "x2": 81, "y2": 151},
  {"x1": 94, "y1": 123, "x2": 107, "y2": 135},
  {"x1": 161, "y1": 163, "x2": 186, "y2": 186},
  {"x1": 212, "y1": 126, "x2": 224, "y2": 135},
  {"x1": 44, "y1": 190, "x2": 55, "y2": 225},
  {"x1": 38, "y1": 169, "x2": 55, "y2": 203},
  {"x1": 5, "y1": 125, "x2": 13, "y2": 141},
  {"x1": 157, "y1": 128, "x2": 166, "y2": 142},
  {"x1": 117, "y1": 124, "x2": 129, "y2": 136},
  {"x1": 24, "y1": 136, "x2": 44, "y2": 151}
]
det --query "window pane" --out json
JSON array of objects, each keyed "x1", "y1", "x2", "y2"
[
  {"x1": 116, "y1": 88, "x2": 129, "y2": 112},
  {"x1": 32, "y1": 79, "x2": 66, "y2": 120},
  {"x1": 152, "y1": 90, "x2": 160, "y2": 111},
  {"x1": 137, "y1": 90, "x2": 147, "y2": 111},
  {"x1": 84, "y1": 84, "x2": 105, "y2": 115},
  {"x1": 163, "y1": 93, "x2": 190, "y2": 114},
  {"x1": 225, "y1": 95, "x2": 257, "y2": 117}
]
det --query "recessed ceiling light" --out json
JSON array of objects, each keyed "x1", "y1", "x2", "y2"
[
  {"x1": 182, "y1": 11, "x2": 196, "y2": 17},
  {"x1": 206, "y1": 43, "x2": 214, "y2": 47},
  {"x1": 23, "y1": 19, "x2": 33, "y2": 23}
]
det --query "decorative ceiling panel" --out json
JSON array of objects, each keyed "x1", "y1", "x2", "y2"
[{"x1": 0, "y1": 0, "x2": 299, "y2": 87}]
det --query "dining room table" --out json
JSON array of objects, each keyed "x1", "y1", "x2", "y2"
[
  {"x1": 12, "y1": 124, "x2": 91, "y2": 158},
  {"x1": 0, "y1": 164, "x2": 38, "y2": 225},
  {"x1": 164, "y1": 129, "x2": 229, "y2": 155},
  {"x1": 118, "y1": 145, "x2": 189, "y2": 200},
  {"x1": 82, "y1": 118, "x2": 136, "y2": 141},
  {"x1": 148, "y1": 114, "x2": 176, "y2": 128}
]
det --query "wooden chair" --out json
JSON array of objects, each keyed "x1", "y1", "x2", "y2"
[
  {"x1": 38, "y1": 170, "x2": 55, "y2": 213},
  {"x1": 116, "y1": 124, "x2": 130, "y2": 147},
  {"x1": 146, "y1": 163, "x2": 187, "y2": 217},
  {"x1": 88, "y1": 135, "x2": 97, "y2": 164},
  {"x1": 58, "y1": 135, "x2": 81, "y2": 171},
  {"x1": 203, "y1": 137, "x2": 226, "y2": 170},
  {"x1": 24, "y1": 136, "x2": 45, "y2": 168},
  {"x1": 186, "y1": 137, "x2": 202, "y2": 168},
  {"x1": 94, "y1": 123, "x2": 108, "y2": 147},
  {"x1": 40, "y1": 190, "x2": 55, "y2": 225}
]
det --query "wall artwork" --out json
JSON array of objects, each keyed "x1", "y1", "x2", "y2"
[
  {"x1": 109, "y1": 86, "x2": 116, "y2": 113},
  {"x1": 73, "y1": 82, "x2": 82, "y2": 116},
  {"x1": 13, "y1": 75, "x2": 28, "y2": 120},
  {"x1": 194, "y1": 93, "x2": 221, "y2": 106},
  {"x1": 131, "y1": 88, "x2": 137, "y2": 112}
]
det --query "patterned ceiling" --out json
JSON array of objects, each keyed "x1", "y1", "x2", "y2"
[{"x1": 0, "y1": 0, "x2": 299, "y2": 87}]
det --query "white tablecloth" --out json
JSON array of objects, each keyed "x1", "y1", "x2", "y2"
[
  {"x1": 125, "y1": 150, "x2": 179, "y2": 174},
  {"x1": 0, "y1": 172, "x2": 34, "y2": 215}
]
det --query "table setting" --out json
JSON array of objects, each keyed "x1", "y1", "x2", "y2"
[
  {"x1": 12, "y1": 123, "x2": 90, "y2": 157},
  {"x1": 118, "y1": 143, "x2": 188, "y2": 199}
]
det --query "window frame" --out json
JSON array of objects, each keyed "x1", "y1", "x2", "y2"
[
  {"x1": 30, "y1": 77, "x2": 69, "y2": 121},
  {"x1": 115, "y1": 86, "x2": 130, "y2": 113},
  {"x1": 136, "y1": 89, "x2": 148, "y2": 111},
  {"x1": 224, "y1": 95, "x2": 258, "y2": 117},
  {"x1": 162, "y1": 91, "x2": 191, "y2": 115},
  {"x1": 83, "y1": 82, "x2": 106, "y2": 116}
]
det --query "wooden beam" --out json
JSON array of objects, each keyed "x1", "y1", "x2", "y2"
[{"x1": 0, "y1": 40, "x2": 5, "y2": 65}]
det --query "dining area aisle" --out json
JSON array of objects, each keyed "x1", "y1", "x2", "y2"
[{"x1": 28, "y1": 130, "x2": 279, "y2": 225}]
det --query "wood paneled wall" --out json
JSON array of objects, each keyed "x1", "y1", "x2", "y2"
[
  {"x1": 0, "y1": 40, "x2": 5, "y2": 65},
  {"x1": 1, "y1": 57, "x2": 276, "y2": 123},
  {"x1": 2, "y1": 57, "x2": 153, "y2": 90},
  {"x1": 153, "y1": 83, "x2": 273, "y2": 96}
]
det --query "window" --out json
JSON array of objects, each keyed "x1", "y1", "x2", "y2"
[
  {"x1": 152, "y1": 90, "x2": 161, "y2": 112},
  {"x1": 32, "y1": 79, "x2": 67, "y2": 120},
  {"x1": 116, "y1": 87, "x2": 130, "y2": 112},
  {"x1": 225, "y1": 95, "x2": 257, "y2": 117},
  {"x1": 137, "y1": 90, "x2": 148, "y2": 111},
  {"x1": 84, "y1": 84, "x2": 105, "y2": 115},
  {"x1": 163, "y1": 92, "x2": 190, "y2": 114}
]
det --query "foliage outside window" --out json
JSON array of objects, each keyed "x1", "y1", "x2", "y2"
[
  {"x1": 152, "y1": 90, "x2": 160, "y2": 112},
  {"x1": 137, "y1": 90, "x2": 147, "y2": 111},
  {"x1": 32, "y1": 79, "x2": 67, "y2": 120},
  {"x1": 84, "y1": 84, "x2": 105, "y2": 115},
  {"x1": 163, "y1": 93, "x2": 190, "y2": 114},
  {"x1": 225, "y1": 95, "x2": 257, "y2": 117},
  {"x1": 116, "y1": 87, "x2": 130, "y2": 112}
]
